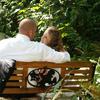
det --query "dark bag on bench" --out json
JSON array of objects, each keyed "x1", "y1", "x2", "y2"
[{"x1": 0, "y1": 59, "x2": 16, "y2": 92}]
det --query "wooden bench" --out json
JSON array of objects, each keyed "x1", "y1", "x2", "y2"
[{"x1": 0, "y1": 61, "x2": 96, "y2": 96}]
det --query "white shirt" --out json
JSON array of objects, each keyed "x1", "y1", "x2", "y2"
[{"x1": 0, "y1": 34, "x2": 70, "y2": 63}]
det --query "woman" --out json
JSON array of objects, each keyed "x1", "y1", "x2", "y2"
[
  {"x1": 41, "y1": 26, "x2": 65, "y2": 52},
  {"x1": 40, "y1": 26, "x2": 66, "y2": 86},
  {"x1": 28, "y1": 27, "x2": 67, "y2": 87}
]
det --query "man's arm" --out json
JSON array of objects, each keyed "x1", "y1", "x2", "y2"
[{"x1": 42, "y1": 44, "x2": 70, "y2": 63}]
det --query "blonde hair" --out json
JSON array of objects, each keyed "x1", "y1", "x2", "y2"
[{"x1": 46, "y1": 26, "x2": 63, "y2": 51}]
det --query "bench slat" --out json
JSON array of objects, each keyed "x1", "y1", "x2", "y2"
[
  {"x1": 2, "y1": 88, "x2": 50, "y2": 94},
  {"x1": 9, "y1": 76, "x2": 22, "y2": 80},
  {"x1": 64, "y1": 81, "x2": 88, "y2": 85},
  {"x1": 62, "y1": 87, "x2": 81, "y2": 91},
  {"x1": 6, "y1": 82, "x2": 23, "y2": 87},
  {"x1": 13, "y1": 70, "x2": 23, "y2": 74},
  {"x1": 65, "y1": 75, "x2": 90, "y2": 79},
  {"x1": 16, "y1": 61, "x2": 93, "y2": 68},
  {"x1": 65, "y1": 70, "x2": 90, "y2": 74}
]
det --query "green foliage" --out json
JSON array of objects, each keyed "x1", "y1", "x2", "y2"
[
  {"x1": 0, "y1": 0, "x2": 19, "y2": 37},
  {"x1": 0, "y1": 0, "x2": 99, "y2": 99},
  {"x1": 70, "y1": 0, "x2": 100, "y2": 41},
  {"x1": 93, "y1": 58, "x2": 100, "y2": 86},
  {"x1": 0, "y1": 0, "x2": 99, "y2": 60}
]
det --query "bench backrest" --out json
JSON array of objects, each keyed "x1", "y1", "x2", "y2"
[{"x1": 2, "y1": 61, "x2": 95, "y2": 94}]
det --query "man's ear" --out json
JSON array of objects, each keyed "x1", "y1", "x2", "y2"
[{"x1": 28, "y1": 30, "x2": 34, "y2": 40}]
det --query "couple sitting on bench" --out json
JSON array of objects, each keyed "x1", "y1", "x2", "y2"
[{"x1": 0, "y1": 18, "x2": 70, "y2": 91}]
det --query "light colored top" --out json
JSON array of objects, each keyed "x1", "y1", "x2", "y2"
[{"x1": 0, "y1": 34, "x2": 70, "y2": 63}]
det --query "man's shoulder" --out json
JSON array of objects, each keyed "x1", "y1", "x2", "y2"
[
  {"x1": 33, "y1": 41, "x2": 45, "y2": 46},
  {"x1": 32, "y1": 42, "x2": 51, "y2": 50},
  {"x1": 0, "y1": 37, "x2": 14, "y2": 44}
]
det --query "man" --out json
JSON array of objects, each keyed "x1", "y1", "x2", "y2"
[
  {"x1": 0, "y1": 18, "x2": 70, "y2": 99},
  {"x1": 0, "y1": 18, "x2": 70, "y2": 63}
]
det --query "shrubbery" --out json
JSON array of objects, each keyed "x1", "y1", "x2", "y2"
[{"x1": 0, "y1": 0, "x2": 100, "y2": 99}]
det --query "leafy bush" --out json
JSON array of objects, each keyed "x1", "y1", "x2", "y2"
[
  {"x1": 0, "y1": 0, "x2": 99, "y2": 60},
  {"x1": 0, "y1": 0, "x2": 99, "y2": 99}
]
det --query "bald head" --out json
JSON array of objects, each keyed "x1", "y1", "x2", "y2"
[{"x1": 19, "y1": 18, "x2": 37, "y2": 40}]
